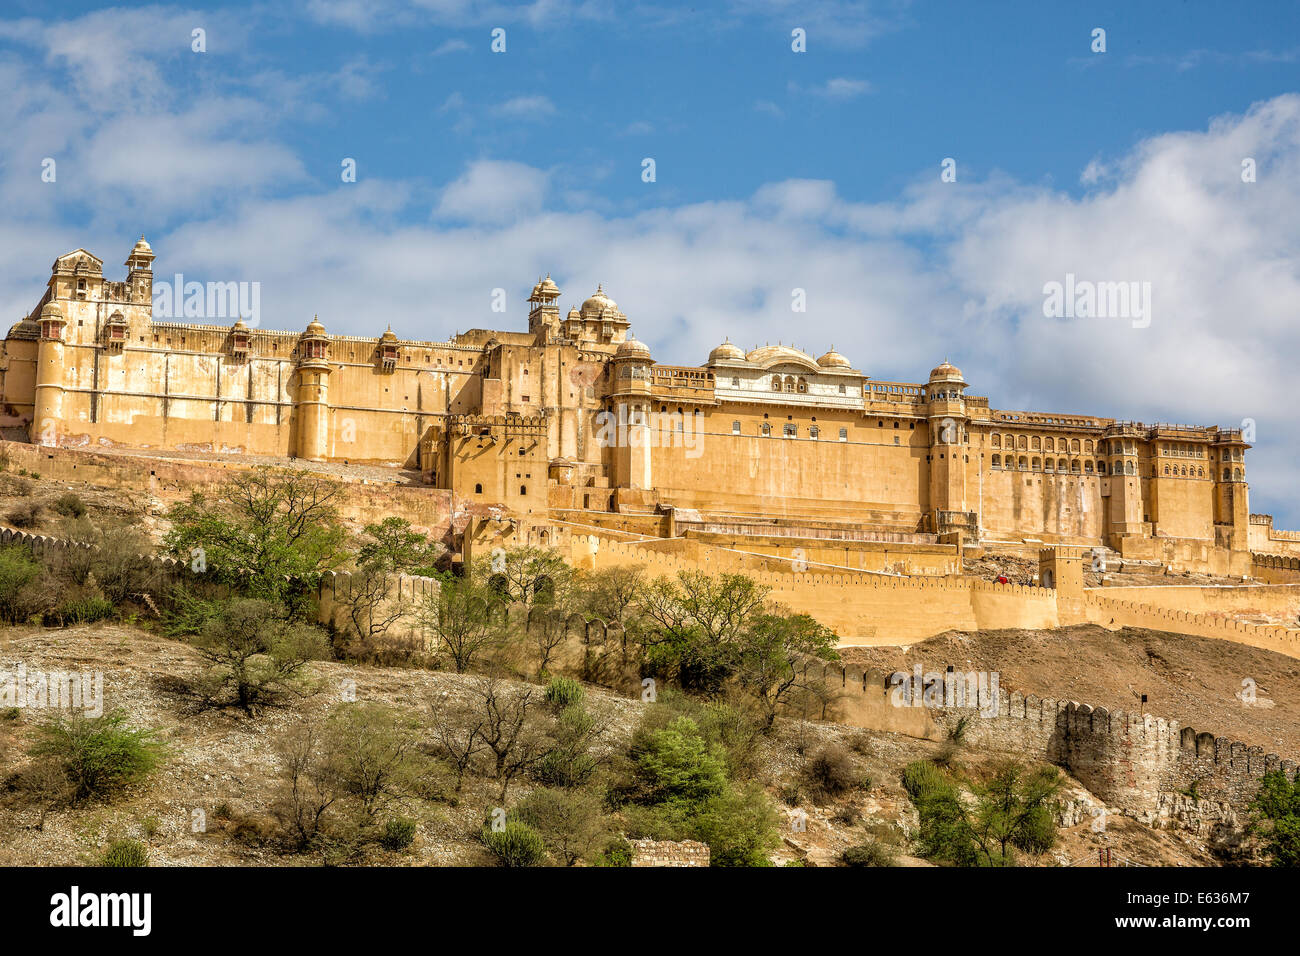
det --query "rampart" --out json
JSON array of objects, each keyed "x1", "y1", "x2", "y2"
[{"x1": 817, "y1": 662, "x2": 1295, "y2": 828}]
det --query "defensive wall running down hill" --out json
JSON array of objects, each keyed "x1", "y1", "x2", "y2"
[{"x1": 821, "y1": 662, "x2": 1295, "y2": 833}]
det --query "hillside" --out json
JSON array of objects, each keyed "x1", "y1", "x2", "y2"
[
  {"x1": 0, "y1": 624, "x2": 1223, "y2": 867},
  {"x1": 841, "y1": 624, "x2": 1300, "y2": 755}
]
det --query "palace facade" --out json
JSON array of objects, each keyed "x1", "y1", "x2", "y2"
[{"x1": 0, "y1": 238, "x2": 1253, "y2": 558}]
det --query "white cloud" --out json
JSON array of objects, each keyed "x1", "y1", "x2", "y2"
[
  {"x1": 492, "y1": 95, "x2": 557, "y2": 119},
  {"x1": 789, "y1": 77, "x2": 873, "y2": 99},
  {"x1": 432, "y1": 38, "x2": 470, "y2": 55},
  {"x1": 435, "y1": 159, "x2": 549, "y2": 222}
]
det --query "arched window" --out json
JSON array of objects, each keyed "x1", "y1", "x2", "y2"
[
  {"x1": 520, "y1": 485, "x2": 527, "y2": 495},
  {"x1": 1164, "y1": 465, "x2": 1170, "y2": 475},
  {"x1": 1070, "y1": 439, "x2": 1080, "y2": 453},
  {"x1": 1197, "y1": 467, "x2": 1203, "y2": 476},
  {"x1": 1125, "y1": 461, "x2": 1135, "y2": 476},
  {"x1": 1096, "y1": 460, "x2": 1104, "y2": 474},
  {"x1": 1018, "y1": 456, "x2": 1028, "y2": 470},
  {"x1": 1235, "y1": 468, "x2": 1242, "y2": 480},
  {"x1": 772, "y1": 375, "x2": 782, "y2": 390},
  {"x1": 732, "y1": 421, "x2": 741, "y2": 434},
  {"x1": 1084, "y1": 461, "x2": 1093, "y2": 474},
  {"x1": 1017, "y1": 435, "x2": 1027, "y2": 450},
  {"x1": 1044, "y1": 459, "x2": 1054, "y2": 472},
  {"x1": 1032, "y1": 457, "x2": 1041, "y2": 470},
  {"x1": 1084, "y1": 440, "x2": 1094, "y2": 454},
  {"x1": 991, "y1": 434, "x2": 1001, "y2": 449},
  {"x1": 784, "y1": 375, "x2": 796, "y2": 392},
  {"x1": 809, "y1": 426, "x2": 819, "y2": 439},
  {"x1": 1044, "y1": 437, "x2": 1054, "y2": 451},
  {"x1": 1070, "y1": 460, "x2": 1080, "y2": 474},
  {"x1": 761, "y1": 423, "x2": 771, "y2": 437},
  {"x1": 797, "y1": 377, "x2": 808, "y2": 393},
  {"x1": 991, "y1": 454, "x2": 1001, "y2": 468},
  {"x1": 475, "y1": 483, "x2": 483, "y2": 494},
  {"x1": 1031, "y1": 436, "x2": 1041, "y2": 450},
  {"x1": 1223, "y1": 467, "x2": 1230, "y2": 480},
  {"x1": 838, "y1": 427, "x2": 848, "y2": 442}
]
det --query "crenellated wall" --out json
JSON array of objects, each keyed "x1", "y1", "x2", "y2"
[{"x1": 816, "y1": 661, "x2": 1296, "y2": 825}]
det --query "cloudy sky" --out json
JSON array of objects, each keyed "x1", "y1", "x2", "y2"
[{"x1": 2, "y1": 1, "x2": 1300, "y2": 521}]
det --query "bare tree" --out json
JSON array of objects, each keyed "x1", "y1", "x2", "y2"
[
  {"x1": 471, "y1": 677, "x2": 550, "y2": 801},
  {"x1": 428, "y1": 699, "x2": 487, "y2": 794}
]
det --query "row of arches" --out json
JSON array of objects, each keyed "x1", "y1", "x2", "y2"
[
  {"x1": 771, "y1": 374, "x2": 808, "y2": 393},
  {"x1": 990, "y1": 434, "x2": 1094, "y2": 454}
]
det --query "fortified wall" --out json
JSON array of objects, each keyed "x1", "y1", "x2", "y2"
[{"x1": 821, "y1": 662, "x2": 1294, "y2": 832}]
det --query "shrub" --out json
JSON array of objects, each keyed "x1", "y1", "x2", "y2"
[
  {"x1": 52, "y1": 493, "x2": 87, "y2": 518},
  {"x1": 544, "y1": 676, "x2": 584, "y2": 711},
  {"x1": 631, "y1": 717, "x2": 728, "y2": 805},
  {"x1": 380, "y1": 817, "x2": 417, "y2": 851},
  {"x1": 100, "y1": 839, "x2": 149, "y2": 867},
  {"x1": 7, "y1": 501, "x2": 42, "y2": 528},
  {"x1": 535, "y1": 704, "x2": 599, "y2": 789},
  {"x1": 481, "y1": 819, "x2": 545, "y2": 867},
  {"x1": 28, "y1": 711, "x2": 164, "y2": 804},
  {"x1": 689, "y1": 784, "x2": 781, "y2": 866},
  {"x1": 45, "y1": 594, "x2": 115, "y2": 628},
  {"x1": 841, "y1": 838, "x2": 899, "y2": 867},
  {"x1": 0, "y1": 544, "x2": 45, "y2": 624},
  {"x1": 597, "y1": 836, "x2": 633, "y2": 867},
  {"x1": 514, "y1": 787, "x2": 609, "y2": 866},
  {"x1": 802, "y1": 744, "x2": 859, "y2": 802}
]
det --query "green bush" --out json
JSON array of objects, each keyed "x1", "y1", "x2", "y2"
[
  {"x1": 45, "y1": 595, "x2": 115, "y2": 627},
  {"x1": 544, "y1": 676, "x2": 585, "y2": 711},
  {"x1": 841, "y1": 838, "x2": 899, "y2": 867},
  {"x1": 482, "y1": 819, "x2": 546, "y2": 867},
  {"x1": 688, "y1": 784, "x2": 780, "y2": 867},
  {"x1": 632, "y1": 717, "x2": 728, "y2": 804},
  {"x1": 100, "y1": 839, "x2": 148, "y2": 867},
  {"x1": 0, "y1": 544, "x2": 43, "y2": 624},
  {"x1": 53, "y1": 493, "x2": 87, "y2": 518},
  {"x1": 597, "y1": 836, "x2": 633, "y2": 867},
  {"x1": 28, "y1": 711, "x2": 164, "y2": 804},
  {"x1": 380, "y1": 817, "x2": 417, "y2": 851}
]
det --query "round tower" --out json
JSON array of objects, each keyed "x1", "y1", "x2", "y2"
[
  {"x1": 926, "y1": 360, "x2": 969, "y2": 532},
  {"x1": 609, "y1": 335, "x2": 653, "y2": 489},
  {"x1": 30, "y1": 302, "x2": 67, "y2": 446},
  {"x1": 295, "y1": 316, "x2": 332, "y2": 461}
]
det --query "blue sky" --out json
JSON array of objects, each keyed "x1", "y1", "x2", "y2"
[{"x1": 1, "y1": 0, "x2": 1300, "y2": 521}]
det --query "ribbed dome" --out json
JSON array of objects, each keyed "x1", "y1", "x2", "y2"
[
  {"x1": 40, "y1": 302, "x2": 65, "y2": 321},
  {"x1": 304, "y1": 316, "x2": 327, "y2": 336},
  {"x1": 581, "y1": 284, "x2": 617, "y2": 315},
  {"x1": 817, "y1": 346, "x2": 851, "y2": 369},
  {"x1": 130, "y1": 236, "x2": 153, "y2": 256},
  {"x1": 928, "y1": 360, "x2": 964, "y2": 383},
  {"x1": 708, "y1": 338, "x2": 745, "y2": 363},
  {"x1": 615, "y1": 335, "x2": 651, "y2": 359},
  {"x1": 380, "y1": 326, "x2": 397, "y2": 342}
]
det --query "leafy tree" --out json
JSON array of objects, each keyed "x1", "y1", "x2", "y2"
[
  {"x1": 163, "y1": 467, "x2": 347, "y2": 613},
  {"x1": 1250, "y1": 769, "x2": 1300, "y2": 866},
  {"x1": 690, "y1": 784, "x2": 781, "y2": 867},
  {"x1": 474, "y1": 546, "x2": 572, "y2": 610},
  {"x1": 0, "y1": 543, "x2": 46, "y2": 623},
  {"x1": 481, "y1": 818, "x2": 545, "y2": 867},
  {"x1": 736, "y1": 610, "x2": 839, "y2": 729},
  {"x1": 639, "y1": 571, "x2": 770, "y2": 694},
  {"x1": 358, "y1": 517, "x2": 444, "y2": 576},
  {"x1": 188, "y1": 598, "x2": 329, "y2": 713},
  {"x1": 970, "y1": 761, "x2": 1061, "y2": 862},
  {"x1": 417, "y1": 577, "x2": 502, "y2": 673}
]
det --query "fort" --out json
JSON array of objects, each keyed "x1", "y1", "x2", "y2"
[{"x1": 0, "y1": 238, "x2": 1266, "y2": 569}]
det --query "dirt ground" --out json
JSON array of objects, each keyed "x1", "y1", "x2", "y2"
[{"x1": 841, "y1": 624, "x2": 1300, "y2": 756}]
